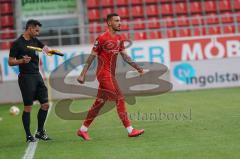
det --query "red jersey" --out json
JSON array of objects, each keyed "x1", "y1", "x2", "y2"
[{"x1": 92, "y1": 30, "x2": 125, "y2": 79}]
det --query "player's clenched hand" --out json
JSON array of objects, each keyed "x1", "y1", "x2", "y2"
[
  {"x1": 77, "y1": 75, "x2": 85, "y2": 84},
  {"x1": 137, "y1": 68, "x2": 144, "y2": 76},
  {"x1": 22, "y1": 55, "x2": 31, "y2": 64}
]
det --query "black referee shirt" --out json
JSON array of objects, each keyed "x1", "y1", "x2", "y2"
[{"x1": 9, "y1": 35, "x2": 44, "y2": 74}]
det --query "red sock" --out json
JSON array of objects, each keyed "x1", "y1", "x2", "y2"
[
  {"x1": 116, "y1": 98, "x2": 131, "y2": 128},
  {"x1": 83, "y1": 98, "x2": 105, "y2": 127}
]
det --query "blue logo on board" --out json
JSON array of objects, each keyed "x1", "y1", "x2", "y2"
[{"x1": 173, "y1": 63, "x2": 195, "y2": 83}]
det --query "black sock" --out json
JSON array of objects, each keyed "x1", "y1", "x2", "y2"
[
  {"x1": 37, "y1": 109, "x2": 48, "y2": 132},
  {"x1": 22, "y1": 111, "x2": 31, "y2": 137}
]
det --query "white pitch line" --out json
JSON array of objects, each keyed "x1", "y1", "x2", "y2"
[
  {"x1": 22, "y1": 141, "x2": 39, "y2": 159},
  {"x1": 22, "y1": 103, "x2": 52, "y2": 159}
]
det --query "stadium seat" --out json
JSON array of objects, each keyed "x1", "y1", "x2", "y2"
[
  {"x1": 208, "y1": 26, "x2": 221, "y2": 35},
  {"x1": 87, "y1": 0, "x2": 98, "y2": 8},
  {"x1": 166, "y1": 29, "x2": 176, "y2": 38},
  {"x1": 161, "y1": 4, "x2": 173, "y2": 15},
  {"x1": 0, "y1": 41, "x2": 12, "y2": 50},
  {"x1": 237, "y1": 13, "x2": 240, "y2": 22},
  {"x1": 133, "y1": 18, "x2": 146, "y2": 30},
  {"x1": 176, "y1": 15, "x2": 189, "y2": 26},
  {"x1": 175, "y1": 2, "x2": 188, "y2": 14},
  {"x1": 121, "y1": 32, "x2": 130, "y2": 40},
  {"x1": 0, "y1": 28, "x2": 15, "y2": 39},
  {"x1": 175, "y1": 0, "x2": 187, "y2": 2},
  {"x1": 161, "y1": 0, "x2": 172, "y2": 2},
  {"x1": 162, "y1": 16, "x2": 175, "y2": 27},
  {"x1": 102, "y1": 8, "x2": 114, "y2": 19},
  {"x1": 0, "y1": 2, "x2": 13, "y2": 14},
  {"x1": 145, "y1": 0, "x2": 158, "y2": 4},
  {"x1": 0, "y1": 15, "x2": 14, "y2": 27},
  {"x1": 132, "y1": 6, "x2": 144, "y2": 17},
  {"x1": 191, "y1": 14, "x2": 203, "y2": 25},
  {"x1": 205, "y1": 13, "x2": 219, "y2": 24},
  {"x1": 0, "y1": 0, "x2": 12, "y2": 2},
  {"x1": 88, "y1": 9, "x2": 100, "y2": 21},
  {"x1": 178, "y1": 28, "x2": 190, "y2": 37},
  {"x1": 190, "y1": 1, "x2": 202, "y2": 14},
  {"x1": 204, "y1": 1, "x2": 217, "y2": 12},
  {"x1": 148, "y1": 17, "x2": 160, "y2": 29},
  {"x1": 116, "y1": 0, "x2": 128, "y2": 6},
  {"x1": 121, "y1": 20, "x2": 129, "y2": 30},
  {"x1": 223, "y1": 25, "x2": 235, "y2": 34},
  {"x1": 146, "y1": 5, "x2": 158, "y2": 16},
  {"x1": 116, "y1": 7, "x2": 129, "y2": 18},
  {"x1": 100, "y1": 0, "x2": 114, "y2": 7},
  {"x1": 219, "y1": 0, "x2": 232, "y2": 11},
  {"x1": 148, "y1": 31, "x2": 161, "y2": 39},
  {"x1": 131, "y1": 0, "x2": 142, "y2": 5},
  {"x1": 192, "y1": 27, "x2": 206, "y2": 36},
  {"x1": 221, "y1": 12, "x2": 234, "y2": 23},
  {"x1": 88, "y1": 23, "x2": 102, "y2": 33},
  {"x1": 134, "y1": 32, "x2": 147, "y2": 40},
  {"x1": 235, "y1": 0, "x2": 240, "y2": 10}
]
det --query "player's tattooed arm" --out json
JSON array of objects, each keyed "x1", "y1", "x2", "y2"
[
  {"x1": 77, "y1": 50, "x2": 97, "y2": 84},
  {"x1": 120, "y1": 50, "x2": 144, "y2": 74}
]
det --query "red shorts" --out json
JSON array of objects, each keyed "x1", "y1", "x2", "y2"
[{"x1": 97, "y1": 77, "x2": 123, "y2": 101}]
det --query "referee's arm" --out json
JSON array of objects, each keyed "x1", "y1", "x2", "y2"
[
  {"x1": 8, "y1": 56, "x2": 31, "y2": 66},
  {"x1": 37, "y1": 38, "x2": 50, "y2": 54}
]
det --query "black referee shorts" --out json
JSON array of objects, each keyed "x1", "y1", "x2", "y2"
[{"x1": 18, "y1": 73, "x2": 48, "y2": 106}]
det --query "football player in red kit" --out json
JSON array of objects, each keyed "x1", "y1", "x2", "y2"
[{"x1": 77, "y1": 13, "x2": 144, "y2": 140}]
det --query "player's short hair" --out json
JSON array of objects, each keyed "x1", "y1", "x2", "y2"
[
  {"x1": 106, "y1": 13, "x2": 119, "y2": 24},
  {"x1": 25, "y1": 19, "x2": 42, "y2": 30}
]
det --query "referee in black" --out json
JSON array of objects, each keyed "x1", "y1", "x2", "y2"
[{"x1": 8, "y1": 20, "x2": 51, "y2": 142}]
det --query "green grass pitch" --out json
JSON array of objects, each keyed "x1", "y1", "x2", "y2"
[{"x1": 0, "y1": 87, "x2": 240, "y2": 159}]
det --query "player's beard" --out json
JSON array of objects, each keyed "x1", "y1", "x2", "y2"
[
  {"x1": 113, "y1": 25, "x2": 121, "y2": 32},
  {"x1": 113, "y1": 28, "x2": 120, "y2": 32}
]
